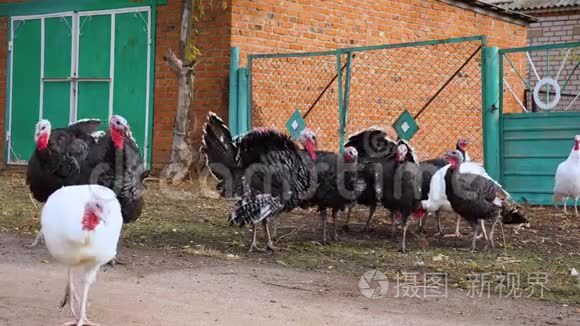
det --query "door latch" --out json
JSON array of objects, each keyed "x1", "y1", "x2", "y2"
[{"x1": 8, "y1": 41, "x2": 13, "y2": 52}]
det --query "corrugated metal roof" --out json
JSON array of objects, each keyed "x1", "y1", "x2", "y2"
[
  {"x1": 456, "y1": 0, "x2": 538, "y2": 22},
  {"x1": 485, "y1": 0, "x2": 580, "y2": 10}
]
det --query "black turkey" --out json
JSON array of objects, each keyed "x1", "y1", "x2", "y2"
[
  {"x1": 302, "y1": 147, "x2": 361, "y2": 244},
  {"x1": 342, "y1": 127, "x2": 397, "y2": 232},
  {"x1": 26, "y1": 118, "x2": 101, "y2": 248},
  {"x1": 202, "y1": 112, "x2": 317, "y2": 252},
  {"x1": 417, "y1": 138, "x2": 470, "y2": 235},
  {"x1": 384, "y1": 141, "x2": 424, "y2": 253},
  {"x1": 81, "y1": 115, "x2": 149, "y2": 224},
  {"x1": 444, "y1": 149, "x2": 515, "y2": 251},
  {"x1": 27, "y1": 119, "x2": 101, "y2": 203}
]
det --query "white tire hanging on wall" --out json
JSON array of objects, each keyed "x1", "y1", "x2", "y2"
[{"x1": 533, "y1": 77, "x2": 561, "y2": 111}]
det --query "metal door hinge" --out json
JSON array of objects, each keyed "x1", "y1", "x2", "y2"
[{"x1": 8, "y1": 41, "x2": 13, "y2": 52}]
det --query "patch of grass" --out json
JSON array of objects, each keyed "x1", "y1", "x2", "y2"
[{"x1": 1, "y1": 172, "x2": 579, "y2": 304}]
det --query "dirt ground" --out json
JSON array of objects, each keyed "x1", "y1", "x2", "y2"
[
  {"x1": 1, "y1": 233, "x2": 579, "y2": 326},
  {"x1": 0, "y1": 172, "x2": 579, "y2": 325}
]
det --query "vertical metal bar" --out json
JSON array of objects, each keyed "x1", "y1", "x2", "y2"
[
  {"x1": 229, "y1": 47, "x2": 240, "y2": 135},
  {"x1": 482, "y1": 46, "x2": 501, "y2": 182},
  {"x1": 108, "y1": 13, "x2": 116, "y2": 118},
  {"x1": 39, "y1": 17, "x2": 44, "y2": 119},
  {"x1": 247, "y1": 56, "x2": 253, "y2": 130},
  {"x1": 143, "y1": 9, "x2": 151, "y2": 168},
  {"x1": 237, "y1": 67, "x2": 249, "y2": 134},
  {"x1": 147, "y1": 3, "x2": 157, "y2": 167},
  {"x1": 498, "y1": 51, "x2": 504, "y2": 184},
  {"x1": 6, "y1": 18, "x2": 14, "y2": 162},
  {"x1": 546, "y1": 49, "x2": 550, "y2": 110},
  {"x1": 336, "y1": 51, "x2": 343, "y2": 153},
  {"x1": 70, "y1": 12, "x2": 79, "y2": 123},
  {"x1": 341, "y1": 51, "x2": 353, "y2": 154}
]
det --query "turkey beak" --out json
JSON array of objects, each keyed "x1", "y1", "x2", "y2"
[{"x1": 305, "y1": 139, "x2": 317, "y2": 160}]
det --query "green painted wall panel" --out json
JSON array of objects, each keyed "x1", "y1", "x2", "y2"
[
  {"x1": 113, "y1": 12, "x2": 148, "y2": 153},
  {"x1": 44, "y1": 17, "x2": 71, "y2": 78},
  {"x1": 10, "y1": 19, "x2": 41, "y2": 162},
  {"x1": 501, "y1": 113, "x2": 580, "y2": 205},
  {"x1": 78, "y1": 14, "x2": 110, "y2": 78},
  {"x1": 77, "y1": 83, "x2": 110, "y2": 124},
  {"x1": 43, "y1": 82, "x2": 70, "y2": 128}
]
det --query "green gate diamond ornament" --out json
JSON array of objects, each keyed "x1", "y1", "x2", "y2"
[
  {"x1": 286, "y1": 109, "x2": 306, "y2": 140},
  {"x1": 393, "y1": 110, "x2": 419, "y2": 141}
]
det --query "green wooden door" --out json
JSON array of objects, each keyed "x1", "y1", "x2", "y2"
[
  {"x1": 7, "y1": 7, "x2": 153, "y2": 166},
  {"x1": 113, "y1": 11, "x2": 150, "y2": 158},
  {"x1": 9, "y1": 18, "x2": 41, "y2": 163}
]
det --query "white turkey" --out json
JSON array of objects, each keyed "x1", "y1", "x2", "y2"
[
  {"x1": 553, "y1": 135, "x2": 580, "y2": 215},
  {"x1": 41, "y1": 184, "x2": 122, "y2": 326}
]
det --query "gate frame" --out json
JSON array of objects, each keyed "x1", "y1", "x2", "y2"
[
  {"x1": 497, "y1": 41, "x2": 580, "y2": 203},
  {"x1": 234, "y1": 35, "x2": 491, "y2": 156}
]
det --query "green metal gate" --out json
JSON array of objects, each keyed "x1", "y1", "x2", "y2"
[
  {"x1": 6, "y1": 6, "x2": 153, "y2": 166},
  {"x1": 499, "y1": 42, "x2": 580, "y2": 205},
  {"x1": 233, "y1": 36, "x2": 488, "y2": 162}
]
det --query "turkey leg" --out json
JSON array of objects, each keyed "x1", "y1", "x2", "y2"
[
  {"x1": 470, "y1": 220, "x2": 482, "y2": 252},
  {"x1": 63, "y1": 267, "x2": 100, "y2": 326},
  {"x1": 401, "y1": 217, "x2": 411, "y2": 253},
  {"x1": 342, "y1": 206, "x2": 353, "y2": 232},
  {"x1": 363, "y1": 204, "x2": 377, "y2": 232},
  {"x1": 27, "y1": 231, "x2": 44, "y2": 248},
  {"x1": 320, "y1": 209, "x2": 328, "y2": 245},
  {"x1": 249, "y1": 224, "x2": 266, "y2": 252},
  {"x1": 331, "y1": 208, "x2": 340, "y2": 241},
  {"x1": 263, "y1": 219, "x2": 278, "y2": 251},
  {"x1": 443, "y1": 216, "x2": 464, "y2": 238},
  {"x1": 434, "y1": 211, "x2": 445, "y2": 236}
]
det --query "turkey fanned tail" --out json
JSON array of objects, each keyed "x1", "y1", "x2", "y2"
[{"x1": 230, "y1": 194, "x2": 284, "y2": 226}]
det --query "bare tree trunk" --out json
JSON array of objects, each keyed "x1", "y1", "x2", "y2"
[{"x1": 161, "y1": 0, "x2": 197, "y2": 182}]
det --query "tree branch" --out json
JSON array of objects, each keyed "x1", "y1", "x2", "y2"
[{"x1": 164, "y1": 48, "x2": 184, "y2": 75}]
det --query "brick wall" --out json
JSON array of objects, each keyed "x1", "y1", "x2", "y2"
[
  {"x1": 0, "y1": 0, "x2": 529, "y2": 169},
  {"x1": 230, "y1": 0, "x2": 529, "y2": 160},
  {"x1": 152, "y1": 0, "x2": 231, "y2": 171},
  {"x1": 525, "y1": 9, "x2": 580, "y2": 112}
]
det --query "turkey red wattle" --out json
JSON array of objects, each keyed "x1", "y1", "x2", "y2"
[
  {"x1": 36, "y1": 133, "x2": 49, "y2": 151},
  {"x1": 304, "y1": 139, "x2": 317, "y2": 160},
  {"x1": 574, "y1": 139, "x2": 580, "y2": 151},
  {"x1": 110, "y1": 127, "x2": 125, "y2": 150},
  {"x1": 82, "y1": 210, "x2": 100, "y2": 231}
]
